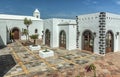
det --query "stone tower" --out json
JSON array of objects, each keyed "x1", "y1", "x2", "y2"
[{"x1": 33, "y1": 9, "x2": 40, "y2": 19}]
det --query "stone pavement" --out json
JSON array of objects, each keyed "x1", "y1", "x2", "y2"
[
  {"x1": 92, "y1": 52, "x2": 120, "y2": 77},
  {"x1": 1, "y1": 40, "x2": 120, "y2": 77}
]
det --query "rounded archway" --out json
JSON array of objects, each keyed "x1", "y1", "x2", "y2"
[
  {"x1": 59, "y1": 30, "x2": 66, "y2": 49},
  {"x1": 45, "y1": 29, "x2": 50, "y2": 46},
  {"x1": 82, "y1": 30, "x2": 94, "y2": 52},
  {"x1": 12, "y1": 27, "x2": 20, "y2": 39},
  {"x1": 105, "y1": 31, "x2": 114, "y2": 53}
]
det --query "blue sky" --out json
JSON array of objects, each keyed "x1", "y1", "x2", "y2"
[{"x1": 0, "y1": 0, "x2": 120, "y2": 19}]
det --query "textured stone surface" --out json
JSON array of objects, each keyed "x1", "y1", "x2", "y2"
[{"x1": 1, "y1": 40, "x2": 120, "y2": 77}]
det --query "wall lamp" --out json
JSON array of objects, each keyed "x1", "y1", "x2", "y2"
[
  {"x1": 42, "y1": 31, "x2": 44, "y2": 33},
  {"x1": 93, "y1": 32, "x2": 96, "y2": 37},
  {"x1": 116, "y1": 32, "x2": 119, "y2": 39}
]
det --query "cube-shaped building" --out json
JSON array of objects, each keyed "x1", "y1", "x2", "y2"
[
  {"x1": 77, "y1": 12, "x2": 120, "y2": 54},
  {"x1": 43, "y1": 18, "x2": 76, "y2": 50}
]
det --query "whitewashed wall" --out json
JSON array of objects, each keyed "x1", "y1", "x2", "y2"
[
  {"x1": 43, "y1": 19, "x2": 53, "y2": 47},
  {"x1": 28, "y1": 20, "x2": 43, "y2": 39},
  {"x1": 0, "y1": 18, "x2": 43, "y2": 46},
  {"x1": 43, "y1": 18, "x2": 76, "y2": 50},
  {"x1": 68, "y1": 25, "x2": 76, "y2": 50},
  {"x1": 78, "y1": 13, "x2": 100, "y2": 54},
  {"x1": 0, "y1": 20, "x2": 7, "y2": 46},
  {"x1": 106, "y1": 13, "x2": 120, "y2": 52}
]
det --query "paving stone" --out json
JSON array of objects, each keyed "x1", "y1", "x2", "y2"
[
  {"x1": 112, "y1": 74, "x2": 120, "y2": 77},
  {"x1": 3, "y1": 40, "x2": 120, "y2": 77},
  {"x1": 104, "y1": 74, "x2": 112, "y2": 77},
  {"x1": 107, "y1": 61, "x2": 114, "y2": 65},
  {"x1": 102, "y1": 69, "x2": 111, "y2": 74},
  {"x1": 95, "y1": 64, "x2": 102, "y2": 70}
]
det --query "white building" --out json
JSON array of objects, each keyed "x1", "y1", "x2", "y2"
[
  {"x1": 1, "y1": 9, "x2": 120, "y2": 54},
  {"x1": 0, "y1": 9, "x2": 76, "y2": 51},
  {"x1": 43, "y1": 18, "x2": 76, "y2": 50},
  {"x1": 77, "y1": 12, "x2": 120, "y2": 54},
  {"x1": 0, "y1": 9, "x2": 43, "y2": 46}
]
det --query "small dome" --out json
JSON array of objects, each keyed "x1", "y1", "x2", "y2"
[{"x1": 34, "y1": 9, "x2": 40, "y2": 13}]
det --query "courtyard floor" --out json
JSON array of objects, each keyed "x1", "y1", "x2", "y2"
[{"x1": 0, "y1": 40, "x2": 120, "y2": 77}]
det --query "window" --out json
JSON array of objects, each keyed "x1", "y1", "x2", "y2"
[
  {"x1": 36, "y1": 15, "x2": 39, "y2": 18},
  {"x1": 35, "y1": 29, "x2": 38, "y2": 33}
]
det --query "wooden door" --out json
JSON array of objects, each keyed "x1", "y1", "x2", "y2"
[
  {"x1": 45, "y1": 29, "x2": 50, "y2": 46},
  {"x1": 106, "y1": 31, "x2": 113, "y2": 53},
  {"x1": 83, "y1": 31, "x2": 93, "y2": 52},
  {"x1": 59, "y1": 31, "x2": 66, "y2": 49},
  {"x1": 12, "y1": 28, "x2": 19, "y2": 39}
]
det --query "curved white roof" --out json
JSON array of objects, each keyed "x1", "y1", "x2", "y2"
[
  {"x1": 0, "y1": 14, "x2": 41, "y2": 20},
  {"x1": 34, "y1": 9, "x2": 40, "y2": 13}
]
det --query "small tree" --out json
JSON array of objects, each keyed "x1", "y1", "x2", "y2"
[
  {"x1": 30, "y1": 34, "x2": 39, "y2": 45},
  {"x1": 24, "y1": 18, "x2": 32, "y2": 41}
]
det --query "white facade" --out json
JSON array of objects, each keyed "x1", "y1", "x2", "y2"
[
  {"x1": 1, "y1": 9, "x2": 120, "y2": 53},
  {"x1": 0, "y1": 9, "x2": 43, "y2": 46},
  {"x1": 105, "y1": 13, "x2": 120, "y2": 52},
  {"x1": 43, "y1": 18, "x2": 76, "y2": 50},
  {"x1": 77, "y1": 12, "x2": 120, "y2": 54},
  {"x1": 77, "y1": 13, "x2": 100, "y2": 54},
  {"x1": 0, "y1": 21, "x2": 6, "y2": 46}
]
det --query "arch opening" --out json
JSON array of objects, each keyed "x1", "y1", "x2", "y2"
[
  {"x1": 82, "y1": 30, "x2": 94, "y2": 52},
  {"x1": 59, "y1": 30, "x2": 66, "y2": 49},
  {"x1": 12, "y1": 27, "x2": 20, "y2": 39},
  {"x1": 45, "y1": 29, "x2": 50, "y2": 46},
  {"x1": 105, "y1": 31, "x2": 114, "y2": 53}
]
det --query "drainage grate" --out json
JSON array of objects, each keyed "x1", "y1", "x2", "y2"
[{"x1": 0, "y1": 54, "x2": 16, "y2": 77}]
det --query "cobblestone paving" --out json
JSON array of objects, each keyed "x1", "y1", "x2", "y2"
[{"x1": 1, "y1": 40, "x2": 120, "y2": 77}]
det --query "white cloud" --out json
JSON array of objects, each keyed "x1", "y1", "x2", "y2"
[
  {"x1": 116, "y1": 1, "x2": 120, "y2": 5},
  {"x1": 93, "y1": 1, "x2": 97, "y2": 4},
  {"x1": 83, "y1": 0, "x2": 98, "y2": 5}
]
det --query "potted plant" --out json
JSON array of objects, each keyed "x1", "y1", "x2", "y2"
[{"x1": 30, "y1": 34, "x2": 39, "y2": 46}]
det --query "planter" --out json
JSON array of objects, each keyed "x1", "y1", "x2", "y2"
[
  {"x1": 21, "y1": 35, "x2": 27, "y2": 40},
  {"x1": 29, "y1": 45, "x2": 41, "y2": 51},
  {"x1": 39, "y1": 49, "x2": 54, "y2": 58}
]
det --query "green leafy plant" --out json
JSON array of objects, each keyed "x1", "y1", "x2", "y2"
[
  {"x1": 85, "y1": 63, "x2": 96, "y2": 77},
  {"x1": 24, "y1": 18, "x2": 32, "y2": 41},
  {"x1": 30, "y1": 34, "x2": 39, "y2": 45}
]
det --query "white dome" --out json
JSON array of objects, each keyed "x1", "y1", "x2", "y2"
[{"x1": 34, "y1": 9, "x2": 40, "y2": 13}]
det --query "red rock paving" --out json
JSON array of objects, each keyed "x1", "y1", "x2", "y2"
[
  {"x1": 90, "y1": 52, "x2": 120, "y2": 77},
  {"x1": 29, "y1": 40, "x2": 120, "y2": 77},
  {"x1": 28, "y1": 52, "x2": 120, "y2": 77},
  {"x1": 3, "y1": 40, "x2": 120, "y2": 77}
]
